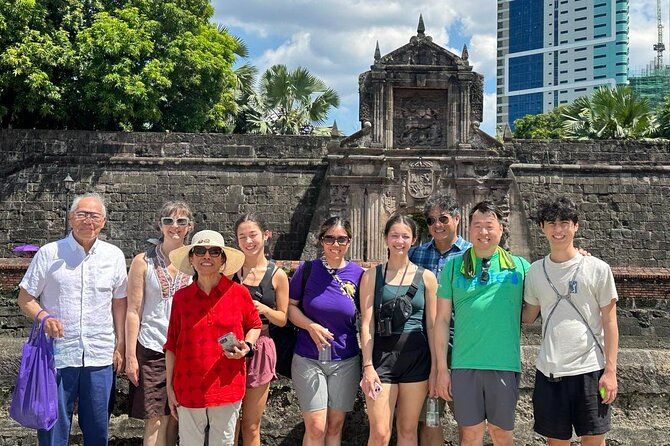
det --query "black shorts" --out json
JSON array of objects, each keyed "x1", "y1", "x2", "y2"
[
  {"x1": 373, "y1": 331, "x2": 430, "y2": 384},
  {"x1": 533, "y1": 369, "x2": 611, "y2": 440}
]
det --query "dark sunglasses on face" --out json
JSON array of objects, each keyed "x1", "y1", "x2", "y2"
[
  {"x1": 161, "y1": 216, "x2": 190, "y2": 226},
  {"x1": 321, "y1": 235, "x2": 351, "y2": 245},
  {"x1": 191, "y1": 246, "x2": 224, "y2": 257},
  {"x1": 427, "y1": 214, "x2": 450, "y2": 226},
  {"x1": 480, "y1": 258, "x2": 491, "y2": 283}
]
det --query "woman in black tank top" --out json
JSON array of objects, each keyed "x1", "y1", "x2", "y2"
[{"x1": 233, "y1": 213, "x2": 289, "y2": 446}]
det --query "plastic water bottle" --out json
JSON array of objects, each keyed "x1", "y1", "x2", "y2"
[
  {"x1": 318, "y1": 343, "x2": 332, "y2": 363},
  {"x1": 425, "y1": 397, "x2": 440, "y2": 427}
]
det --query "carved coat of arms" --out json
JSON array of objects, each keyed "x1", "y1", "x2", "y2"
[{"x1": 407, "y1": 161, "x2": 434, "y2": 199}]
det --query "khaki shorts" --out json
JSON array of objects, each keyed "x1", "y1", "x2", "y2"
[
  {"x1": 291, "y1": 353, "x2": 361, "y2": 412},
  {"x1": 177, "y1": 401, "x2": 241, "y2": 445}
]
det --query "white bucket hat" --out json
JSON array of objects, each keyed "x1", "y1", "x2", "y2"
[{"x1": 169, "y1": 230, "x2": 245, "y2": 276}]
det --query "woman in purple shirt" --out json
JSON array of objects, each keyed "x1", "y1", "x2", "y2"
[{"x1": 288, "y1": 216, "x2": 364, "y2": 446}]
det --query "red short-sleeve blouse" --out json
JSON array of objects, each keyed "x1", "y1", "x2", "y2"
[{"x1": 164, "y1": 275, "x2": 262, "y2": 408}]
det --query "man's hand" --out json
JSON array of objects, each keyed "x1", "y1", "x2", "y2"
[
  {"x1": 44, "y1": 317, "x2": 64, "y2": 338},
  {"x1": 599, "y1": 369, "x2": 618, "y2": 404},
  {"x1": 436, "y1": 368, "x2": 453, "y2": 401},
  {"x1": 125, "y1": 354, "x2": 139, "y2": 386},
  {"x1": 113, "y1": 343, "x2": 125, "y2": 373}
]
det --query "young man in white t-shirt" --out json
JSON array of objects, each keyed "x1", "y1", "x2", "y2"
[{"x1": 522, "y1": 196, "x2": 619, "y2": 446}]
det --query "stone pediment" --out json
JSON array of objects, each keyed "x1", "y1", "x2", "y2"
[{"x1": 377, "y1": 37, "x2": 465, "y2": 69}]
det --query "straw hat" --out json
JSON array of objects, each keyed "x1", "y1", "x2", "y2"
[{"x1": 169, "y1": 230, "x2": 245, "y2": 276}]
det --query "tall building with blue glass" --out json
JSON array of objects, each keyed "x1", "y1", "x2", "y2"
[{"x1": 496, "y1": 0, "x2": 629, "y2": 132}]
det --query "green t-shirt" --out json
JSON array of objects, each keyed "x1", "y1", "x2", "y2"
[{"x1": 437, "y1": 250, "x2": 529, "y2": 372}]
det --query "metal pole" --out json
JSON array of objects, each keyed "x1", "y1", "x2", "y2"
[{"x1": 64, "y1": 194, "x2": 69, "y2": 238}]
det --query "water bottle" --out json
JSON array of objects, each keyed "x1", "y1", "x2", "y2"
[
  {"x1": 318, "y1": 343, "x2": 332, "y2": 363},
  {"x1": 425, "y1": 397, "x2": 440, "y2": 427}
]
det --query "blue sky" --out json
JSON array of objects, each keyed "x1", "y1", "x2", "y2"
[{"x1": 214, "y1": 0, "x2": 661, "y2": 136}]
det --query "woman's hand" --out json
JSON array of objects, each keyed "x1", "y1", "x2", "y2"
[
  {"x1": 224, "y1": 341, "x2": 250, "y2": 360},
  {"x1": 125, "y1": 354, "x2": 140, "y2": 386},
  {"x1": 307, "y1": 323, "x2": 334, "y2": 350},
  {"x1": 361, "y1": 365, "x2": 382, "y2": 399},
  {"x1": 252, "y1": 300, "x2": 270, "y2": 316},
  {"x1": 167, "y1": 385, "x2": 179, "y2": 420}
]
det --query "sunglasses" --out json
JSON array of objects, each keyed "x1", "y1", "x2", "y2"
[
  {"x1": 321, "y1": 235, "x2": 351, "y2": 245},
  {"x1": 480, "y1": 258, "x2": 491, "y2": 283},
  {"x1": 161, "y1": 217, "x2": 190, "y2": 226},
  {"x1": 191, "y1": 246, "x2": 224, "y2": 257},
  {"x1": 426, "y1": 214, "x2": 450, "y2": 226}
]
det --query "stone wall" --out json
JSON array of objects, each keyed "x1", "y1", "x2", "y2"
[
  {"x1": 0, "y1": 130, "x2": 332, "y2": 259},
  {"x1": 508, "y1": 139, "x2": 670, "y2": 266}
]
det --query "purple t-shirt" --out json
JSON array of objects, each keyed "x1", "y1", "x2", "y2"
[{"x1": 290, "y1": 260, "x2": 364, "y2": 361}]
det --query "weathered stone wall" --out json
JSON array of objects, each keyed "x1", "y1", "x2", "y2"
[
  {"x1": 508, "y1": 139, "x2": 670, "y2": 266},
  {"x1": 0, "y1": 130, "x2": 332, "y2": 259}
]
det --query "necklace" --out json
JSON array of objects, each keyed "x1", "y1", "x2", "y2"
[{"x1": 155, "y1": 244, "x2": 188, "y2": 300}]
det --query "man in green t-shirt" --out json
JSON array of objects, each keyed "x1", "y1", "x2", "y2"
[{"x1": 434, "y1": 201, "x2": 529, "y2": 446}]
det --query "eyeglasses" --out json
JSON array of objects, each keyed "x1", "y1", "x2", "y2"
[
  {"x1": 161, "y1": 217, "x2": 190, "y2": 226},
  {"x1": 480, "y1": 258, "x2": 491, "y2": 283},
  {"x1": 321, "y1": 235, "x2": 351, "y2": 245},
  {"x1": 191, "y1": 246, "x2": 224, "y2": 257},
  {"x1": 427, "y1": 214, "x2": 450, "y2": 226},
  {"x1": 73, "y1": 211, "x2": 104, "y2": 222}
]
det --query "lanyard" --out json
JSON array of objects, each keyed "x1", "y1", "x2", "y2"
[{"x1": 541, "y1": 257, "x2": 604, "y2": 358}]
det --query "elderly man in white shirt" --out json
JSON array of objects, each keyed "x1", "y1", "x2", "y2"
[{"x1": 18, "y1": 192, "x2": 128, "y2": 446}]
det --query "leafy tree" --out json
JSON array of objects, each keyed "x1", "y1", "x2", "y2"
[
  {"x1": 0, "y1": 0, "x2": 238, "y2": 131},
  {"x1": 654, "y1": 95, "x2": 670, "y2": 138},
  {"x1": 512, "y1": 106, "x2": 565, "y2": 139},
  {"x1": 249, "y1": 64, "x2": 340, "y2": 135},
  {"x1": 561, "y1": 85, "x2": 656, "y2": 139}
]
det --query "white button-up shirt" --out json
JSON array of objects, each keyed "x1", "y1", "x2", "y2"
[{"x1": 20, "y1": 233, "x2": 128, "y2": 369}]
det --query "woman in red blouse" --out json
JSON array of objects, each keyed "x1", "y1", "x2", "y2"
[{"x1": 165, "y1": 230, "x2": 262, "y2": 445}]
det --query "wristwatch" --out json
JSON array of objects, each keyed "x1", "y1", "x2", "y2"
[{"x1": 244, "y1": 341, "x2": 255, "y2": 358}]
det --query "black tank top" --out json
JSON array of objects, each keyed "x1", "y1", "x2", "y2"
[{"x1": 233, "y1": 261, "x2": 277, "y2": 324}]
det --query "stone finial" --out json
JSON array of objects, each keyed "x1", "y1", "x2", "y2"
[
  {"x1": 374, "y1": 41, "x2": 381, "y2": 61},
  {"x1": 461, "y1": 44, "x2": 469, "y2": 61},
  {"x1": 331, "y1": 120, "x2": 339, "y2": 137},
  {"x1": 417, "y1": 14, "x2": 425, "y2": 36}
]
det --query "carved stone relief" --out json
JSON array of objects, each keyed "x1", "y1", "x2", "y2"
[
  {"x1": 331, "y1": 185, "x2": 349, "y2": 207},
  {"x1": 381, "y1": 191, "x2": 397, "y2": 215},
  {"x1": 406, "y1": 161, "x2": 434, "y2": 199},
  {"x1": 393, "y1": 89, "x2": 447, "y2": 148}
]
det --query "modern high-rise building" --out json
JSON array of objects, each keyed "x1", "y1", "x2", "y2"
[{"x1": 496, "y1": 0, "x2": 629, "y2": 132}]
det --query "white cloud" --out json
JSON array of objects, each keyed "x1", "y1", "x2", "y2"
[{"x1": 214, "y1": 0, "x2": 662, "y2": 134}]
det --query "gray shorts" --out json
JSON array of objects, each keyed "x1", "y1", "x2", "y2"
[
  {"x1": 451, "y1": 369, "x2": 521, "y2": 431},
  {"x1": 291, "y1": 353, "x2": 360, "y2": 412}
]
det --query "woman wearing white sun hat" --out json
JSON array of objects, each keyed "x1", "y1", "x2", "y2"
[{"x1": 164, "y1": 230, "x2": 262, "y2": 445}]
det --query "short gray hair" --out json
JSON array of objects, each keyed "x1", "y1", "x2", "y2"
[{"x1": 69, "y1": 193, "x2": 107, "y2": 218}]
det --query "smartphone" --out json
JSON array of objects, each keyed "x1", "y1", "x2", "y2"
[
  {"x1": 372, "y1": 382, "x2": 382, "y2": 399},
  {"x1": 218, "y1": 332, "x2": 239, "y2": 353}
]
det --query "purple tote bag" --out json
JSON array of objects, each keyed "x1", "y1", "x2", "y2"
[{"x1": 9, "y1": 314, "x2": 58, "y2": 430}]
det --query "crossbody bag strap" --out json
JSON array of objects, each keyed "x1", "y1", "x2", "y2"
[
  {"x1": 541, "y1": 257, "x2": 604, "y2": 357},
  {"x1": 404, "y1": 266, "x2": 425, "y2": 300},
  {"x1": 374, "y1": 264, "x2": 384, "y2": 310}
]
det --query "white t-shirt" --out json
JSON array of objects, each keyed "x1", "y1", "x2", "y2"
[
  {"x1": 20, "y1": 233, "x2": 128, "y2": 369},
  {"x1": 524, "y1": 253, "x2": 618, "y2": 378}
]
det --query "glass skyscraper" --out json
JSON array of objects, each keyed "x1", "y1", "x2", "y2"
[{"x1": 496, "y1": 0, "x2": 629, "y2": 132}]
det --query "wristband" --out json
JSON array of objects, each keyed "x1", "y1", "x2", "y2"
[
  {"x1": 244, "y1": 341, "x2": 255, "y2": 358},
  {"x1": 363, "y1": 363, "x2": 374, "y2": 369}
]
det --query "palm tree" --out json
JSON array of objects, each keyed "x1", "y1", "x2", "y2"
[
  {"x1": 250, "y1": 64, "x2": 340, "y2": 134},
  {"x1": 561, "y1": 85, "x2": 656, "y2": 139},
  {"x1": 654, "y1": 95, "x2": 670, "y2": 138}
]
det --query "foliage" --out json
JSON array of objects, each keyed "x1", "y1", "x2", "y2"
[
  {"x1": 561, "y1": 86, "x2": 657, "y2": 140},
  {"x1": 247, "y1": 64, "x2": 340, "y2": 135},
  {"x1": 512, "y1": 106, "x2": 566, "y2": 139},
  {"x1": 654, "y1": 95, "x2": 670, "y2": 138},
  {"x1": 0, "y1": 0, "x2": 237, "y2": 131}
]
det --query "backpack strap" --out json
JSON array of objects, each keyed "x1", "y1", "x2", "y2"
[
  {"x1": 259, "y1": 261, "x2": 275, "y2": 291},
  {"x1": 298, "y1": 260, "x2": 313, "y2": 310},
  {"x1": 404, "y1": 266, "x2": 425, "y2": 300},
  {"x1": 374, "y1": 264, "x2": 384, "y2": 309}
]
